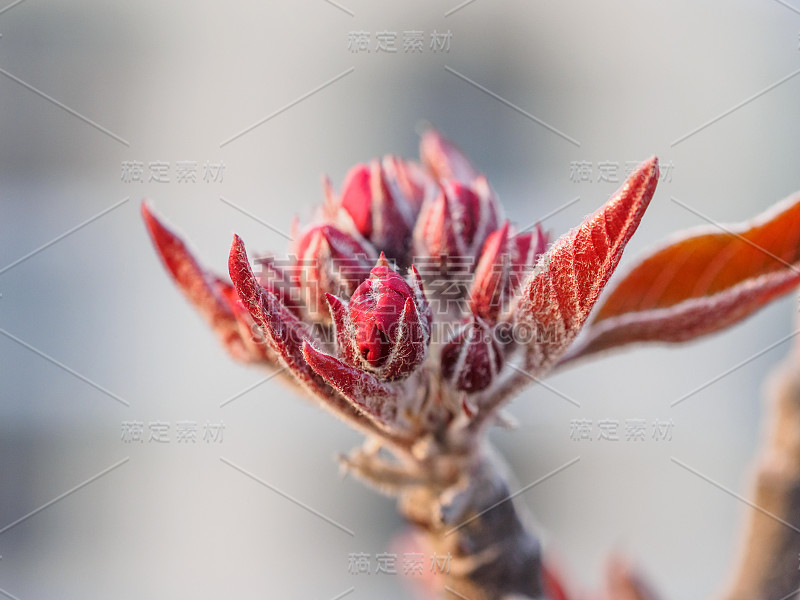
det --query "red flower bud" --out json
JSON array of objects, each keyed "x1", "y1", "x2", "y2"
[
  {"x1": 349, "y1": 268, "x2": 412, "y2": 368},
  {"x1": 327, "y1": 256, "x2": 431, "y2": 381},
  {"x1": 420, "y1": 128, "x2": 479, "y2": 184},
  {"x1": 337, "y1": 159, "x2": 419, "y2": 261},
  {"x1": 469, "y1": 221, "x2": 548, "y2": 322},
  {"x1": 440, "y1": 316, "x2": 503, "y2": 393},
  {"x1": 340, "y1": 163, "x2": 374, "y2": 236},
  {"x1": 413, "y1": 179, "x2": 503, "y2": 272},
  {"x1": 293, "y1": 224, "x2": 376, "y2": 320},
  {"x1": 381, "y1": 155, "x2": 432, "y2": 217}
]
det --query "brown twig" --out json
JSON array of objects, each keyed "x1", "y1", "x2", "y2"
[{"x1": 717, "y1": 340, "x2": 800, "y2": 600}]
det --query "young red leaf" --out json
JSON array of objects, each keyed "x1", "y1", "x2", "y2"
[
  {"x1": 562, "y1": 193, "x2": 800, "y2": 363},
  {"x1": 301, "y1": 341, "x2": 401, "y2": 429},
  {"x1": 325, "y1": 292, "x2": 359, "y2": 366},
  {"x1": 229, "y1": 234, "x2": 323, "y2": 390},
  {"x1": 141, "y1": 202, "x2": 254, "y2": 362},
  {"x1": 212, "y1": 277, "x2": 273, "y2": 362},
  {"x1": 513, "y1": 158, "x2": 659, "y2": 373}
]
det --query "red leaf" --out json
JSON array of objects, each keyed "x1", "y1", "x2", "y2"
[
  {"x1": 141, "y1": 202, "x2": 253, "y2": 362},
  {"x1": 301, "y1": 341, "x2": 399, "y2": 427},
  {"x1": 563, "y1": 193, "x2": 800, "y2": 362},
  {"x1": 212, "y1": 277, "x2": 273, "y2": 362},
  {"x1": 513, "y1": 158, "x2": 659, "y2": 373},
  {"x1": 325, "y1": 292, "x2": 359, "y2": 366},
  {"x1": 228, "y1": 234, "x2": 323, "y2": 391}
]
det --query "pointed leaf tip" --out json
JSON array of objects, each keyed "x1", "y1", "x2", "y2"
[
  {"x1": 142, "y1": 202, "x2": 196, "y2": 285},
  {"x1": 513, "y1": 157, "x2": 659, "y2": 373},
  {"x1": 141, "y1": 205, "x2": 261, "y2": 362},
  {"x1": 142, "y1": 202, "x2": 229, "y2": 320},
  {"x1": 228, "y1": 234, "x2": 262, "y2": 316}
]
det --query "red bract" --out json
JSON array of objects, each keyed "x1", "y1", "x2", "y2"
[
  {"x1": 413, "y1": 177, "x2": 503, "y2": 274},
  {"x1": 293, "y1": 223, "x2": 376, "y2": 321},
  {"x1": 382, "y1": 155, "x2": 430, "y2": 214},
  {"x1": 469, "y1": 220, "x2": 549, "y2": 322},
  {"x1": 143, "y1": 128, "x2": 800, "y2": 600},
  {"x1": 420, "y1": 128, "x2": 479, "y2": 183},
  {"x1": 441, "y1": 316, "x2": 503, "y2": 393}
]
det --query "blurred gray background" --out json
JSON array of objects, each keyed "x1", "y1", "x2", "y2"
[{"x1": 1, "y1": 1, "x2": 799, "y2": 598}]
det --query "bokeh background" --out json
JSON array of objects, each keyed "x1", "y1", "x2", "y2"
[{"x1": 1, "y1": 1, "x2": 800, "y2": 598}]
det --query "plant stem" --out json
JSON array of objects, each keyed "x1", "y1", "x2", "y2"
[
  {"x1": 717, "y1": 347, "x2": 800, "y2": 600},
  {"x1": 396, "y1": 445, "x2": 547, "y2": 600}
]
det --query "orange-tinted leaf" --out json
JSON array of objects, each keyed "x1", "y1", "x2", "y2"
[
  {"x1": 513, "y1": 158, "x2": 659, "y2": 373},
  {"x1": 564, "y1": 194, "x2": 800, "y2": 362}
]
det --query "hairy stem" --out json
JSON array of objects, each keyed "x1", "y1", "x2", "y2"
[{"x1": 396, "y1": 446, "x2": 548, "y2": 600}]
